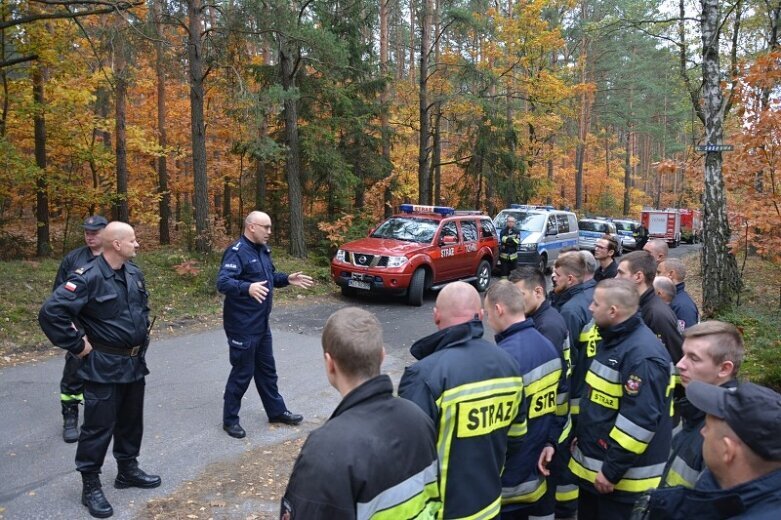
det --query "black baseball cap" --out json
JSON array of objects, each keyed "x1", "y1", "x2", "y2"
[
  {"x1": 686, "y1": 381, "x2": 781, "y2": 461},
  {"x1": 83, "y1": 215, "x2": 108, "y2": 231}
]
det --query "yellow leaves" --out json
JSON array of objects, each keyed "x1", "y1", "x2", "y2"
[{"x1": 317, "y1": 215, "x2": 354, "y2": 249}]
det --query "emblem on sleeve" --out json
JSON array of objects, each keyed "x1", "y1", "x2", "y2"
[
  {"x1": 64, "y1": 281, "x2": 78, "y2": 292},
  {"x1": 625, "y1": 375, "x2": 642, "y2": 395}
]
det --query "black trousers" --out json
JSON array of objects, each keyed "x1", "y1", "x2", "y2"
[
  {"x1": 501, "y1": 257, "x2": 518, "y2": 277},
  {"x1": 577, "y1": 488, "x2": 635, "y2": 520},
  {"x1": 76, "y1": 379, "x2": 145, "y2": 474},
  {"x1": 60, "y1": 352, "x2": 85, "y2": 402}
]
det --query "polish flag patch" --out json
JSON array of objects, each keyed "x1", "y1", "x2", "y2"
[{"x1": 64, "y1": 282, "x2": 78, "y2": 292}]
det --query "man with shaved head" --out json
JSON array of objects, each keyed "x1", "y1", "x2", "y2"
[
  {"x1": 399, "y1": 282, "x2": 523, "y2": 519},
  {"x1": 40, "y1": 221, "x2": 160, "y2": 518},
  {"x1": 217, "y1": 211, "x2": 314, "y2": 440},
  {"x1": 658, "y1": 257, "x2": 700, "y2": 330},
  {"x1": 569, "y1": 279, "x2": 673, "y2": 519},
  {"x1": 654, "y1": 275, "x2": 677, "y2": 305}
]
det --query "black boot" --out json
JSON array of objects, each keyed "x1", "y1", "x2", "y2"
[
  {"x1": 61, "y1": 402, "x2": 79, "y2": 443},
  {"x1": 115, "y1": 461, "x2": 161, "y2": 489},
  {"x1": 81, "y1": 472, "x2": 113, "y2": 518}
]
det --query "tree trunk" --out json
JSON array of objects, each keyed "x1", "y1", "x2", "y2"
[
  {"x1": 33, "y1": 66, "x2": 51, "y2": 256},
  {"x1": 187, "y1": 0, "x2": 211, "y2": 253},
  {"x1": 700, "y1": 0, "x2": 740, "y2": 315},
  {"x1": 381, "y1": 0, "x2": 394, "y2": 217},
  {"x1": 623, "y1": 130, "x2": 632, "y2": 215},
  {"x1": 417, "y1": 0, "x2": 432, "y2": 205},
  {"x1": 255, "y1": 45, "x2": 271, "y2": 212},
  {"x1": 154, "y1": 0, "x2": 170, "y2": 244},
  {"x1": 280, "y1": 41, "x2": 307, "y2": 258},
  {"x1": 114, "y1": 29, "x2": 130, "y2": 223}
]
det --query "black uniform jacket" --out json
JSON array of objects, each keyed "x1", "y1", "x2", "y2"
[
  {"x1": 639, "y1": 288, "x2": 683, "y2": 363},
  {"x1": 53, "y1": 245, "x2": 100, "y2": 290},
  {"x1": 39, "y1": 256, "x2": 150, "y2": 384},
  {"x1": 594, "y1": 260, "x2": 618, "y2": 282},
  {"x1": 281, "y1": 375, "x2": 440, "y2": 519}
]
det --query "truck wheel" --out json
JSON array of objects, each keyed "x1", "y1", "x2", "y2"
[
  {"x1": 538, "y1": 254, "x2": 548, "y2": 274},
  {"x1": 474, "y1": 260, "x2": 491, "y2": 292},
  {"x1": 407, "y1": 268, "x2": 425, "y2": 306}
]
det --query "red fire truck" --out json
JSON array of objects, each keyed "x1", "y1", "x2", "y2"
[
  {"x1": 641, "y1": 208, "x2": 682, "y2": 248},
  {"x1": 678, "y1": 208, "x2": 702, "y2": 243}
]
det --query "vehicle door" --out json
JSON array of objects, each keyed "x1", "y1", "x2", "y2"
[
  {"x1": 460, "y1": 218, "x2": 481, "y2": 276},
  {"x1": 539, "y1": 215, "x2": 559, "y2": 260},
  {"x1": 553, "y1": 213, "x2": 573, "y2": 261},
  {"x1": 434, "y1": 219, "x2": 464, "y2": 281}
]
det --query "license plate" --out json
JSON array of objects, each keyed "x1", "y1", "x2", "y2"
[{"x1": 348, "y1": 279, "x2": 371, "y2": 290}]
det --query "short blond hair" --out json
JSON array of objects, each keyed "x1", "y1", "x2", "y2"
[
  {"x1": 485, "y1": 280, "x2": 526, "y2": 315},
  {"x1": 683, "y1": 321, "x2": 744, "y2": 376},
  {"x1": 596, "y1": 278, "x2": 639, "y2": 314},
  {"x1": 322, "y1": 307, "x2": 384, "y2": 379}
]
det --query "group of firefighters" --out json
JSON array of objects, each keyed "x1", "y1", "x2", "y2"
[{"x1": 282, "y1": 233, "x2": 781, "y2": 519}]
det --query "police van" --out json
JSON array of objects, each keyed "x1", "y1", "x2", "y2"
[
  {"x1": 577, "y1": 217, "x2": 624, "y2": 255},
  {"x1": 493, "y1": 205, "x2": 579, "y2": 272}
]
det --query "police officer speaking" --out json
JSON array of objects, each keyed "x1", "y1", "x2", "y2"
[
  {"x1": 217, "y1": 211, "x2": 314, "y2": 440},
  {"x1": 39, "y1": 222, "x2": 159, "y2": 519}
]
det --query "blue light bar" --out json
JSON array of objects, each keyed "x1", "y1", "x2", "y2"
[{"x1": 399, "y1": 204, "x2": 455, "y2": 216}]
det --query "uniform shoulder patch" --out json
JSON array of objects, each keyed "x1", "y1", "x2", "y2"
[
  {"x1": 625, "y1": 374, "x2": 642, "y2": 395},
  {"x1": 64, "y1": 281, "x2": 78, "y2": 292},
  {"x1": 231, "y1": 242, "x2": 241, "y2": 251}
]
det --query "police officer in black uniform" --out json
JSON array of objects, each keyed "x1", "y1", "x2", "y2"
[
  {"x1": 39, "y1": 222, "x2": 160, "y2": 519},
  {"x1": 53, "y1": 215, "x2": 108, "y2": 443}
]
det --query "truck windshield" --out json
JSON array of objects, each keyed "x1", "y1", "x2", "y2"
[
  {"x1": 494, "y1": 211, "x2": 546, "y2": 232},
  {"x1": 370, "y1": 217, "x2": 440, "y2": 243}
]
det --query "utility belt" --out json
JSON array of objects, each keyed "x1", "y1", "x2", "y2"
[{"x1": 90, "y1": 341, "x2": 143, "y2": 357}]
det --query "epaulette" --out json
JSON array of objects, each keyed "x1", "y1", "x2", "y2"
[
  {"x1": 74, "y1": 263, "x2": 95, "y2": 275},
  {"x1": 232, "y1": 242, "x2": 241, "y2": 251}
]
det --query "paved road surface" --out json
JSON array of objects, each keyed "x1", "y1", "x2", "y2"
[{"x1": 0, "y1": 244, "x2": 699, "y2": 519}]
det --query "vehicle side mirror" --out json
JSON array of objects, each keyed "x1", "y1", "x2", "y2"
[
  {"x1": 368, "y1": 227, "x2": 376, "y2": 235},
  {"x1": 440, "y1": 235, "x2": 457, "y2": 245}
]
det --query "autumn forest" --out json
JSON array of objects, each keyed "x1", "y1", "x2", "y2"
[{"x1": 1, "y1": 0, "x2": 780, "y2": 271}]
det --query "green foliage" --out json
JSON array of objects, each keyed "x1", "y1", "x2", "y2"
[{"x1": 717, "y1": 307, "x2": 781, "y2": 392}]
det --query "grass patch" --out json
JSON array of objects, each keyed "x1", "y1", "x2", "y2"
[
  {"x1": 716, "y1": 255, "x2": 781, "y2": 392},
  {"x1": 0, "y1": 247, "x2": 335, "y2": 364}
]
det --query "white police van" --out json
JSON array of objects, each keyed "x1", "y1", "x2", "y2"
[
  {"x1": 578, "y1": 217, "x2": 623, "y2": 255},
  {"x1": 493, "y1": 205, "x2": 579, "y2": 273}
]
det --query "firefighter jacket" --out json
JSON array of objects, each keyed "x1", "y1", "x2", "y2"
[
  {"x1": 554, "y1": 281, "x2": 594, "y2": 386},
  {"x1": 640, "y1": 468, "x2": 781, "y2": 520},
  {"x1": 399, "y1": 319, "x2": 524, "y2": 520},
  {"x1": 639, "y1": 288, "x2": 683, "y2": 363},
  {"x1": 661, "y1": 380, "x2": 737, "y2": 489},
  {"x1": 494, "y1": 319, "x2": 569, "y2": 510},
  {"x1": 53, "y1": 245, "x2": 100, "y2": 290},
  {"x1": 499, "y1": 226, "x2": 521, "y2": 260},
  {"x1": 671, "y1": 283, "x2": 699, "y2": 331},
  {"x1": 217, "y1": 234, "x2": 290, "y2": 335},
  {"x1": 280, "y1": 375, "x2": 441, "y2": 519},
  {"x1": 569, "y1": 313, "x2": 673, "y2": 502},
  {"x1": 570, "y1": 319, "x2": 601, "y2": 417},
  {"x1": 529, "y1": 299, "x2": 569, "y2": 366},
  {"x1": 39, "y1": 256, "x2": 150, "y2": 384}
]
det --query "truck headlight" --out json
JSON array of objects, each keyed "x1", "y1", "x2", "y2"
[
  {"x1": 335, "y1": 249, "x2": 347, "y2": 262},
  {"x1": 387, "y1": 256, "x2": 408, "y2": 268}
]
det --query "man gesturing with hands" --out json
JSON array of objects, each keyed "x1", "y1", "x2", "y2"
[{"x1": 217, "y1": 211, "x2": 314, "y2": 439}]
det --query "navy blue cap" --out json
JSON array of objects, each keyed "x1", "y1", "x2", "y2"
[
  {"x1": 686, "y1": 381, "x2": 781, "y2": 461},
  {"x1": 83, "y1": 215, "x2": 108, "y2": 231}
]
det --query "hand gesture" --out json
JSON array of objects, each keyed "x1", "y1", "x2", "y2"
[
  {"x1": 249, "y1": 280, "x2": 269, "y2": 303},
  {"x1": 288, "y1": 272, "x2": 314, "y2": 289},
  {"x1": 594, "y1": 471, "x2": 615, "y2": 494}
]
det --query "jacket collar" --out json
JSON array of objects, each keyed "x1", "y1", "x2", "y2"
[
  {"x1": 330, "y1": 374, "x2": 393, "y2": 419},
  {"x1": 240, "y1": 233, "x2": 268, "y2": 254},
  {"x1": 494, "y1": 318, "x2": 535, "y2": 343},
  {"x1": 409, "y1": 318, "x2": 485, "y2": 360},
  {"x1": 531, "y1": 299, "x2": 552, "y2": 320},
  {"x1": 599, "y1": 313, "x2": 643, "y2": 348},
  {"x1": 676, "y1": 282, "x2": 686, "y2": 294},
  {"x1": 639, "y1": 286, "x2": 657, "y2": 307},
  {"x1": 678, "y1": 379, "x2": 738, "y2": 425},
  {"x1": 556, "y1": 282, "x2": 586, "y2": 306}
]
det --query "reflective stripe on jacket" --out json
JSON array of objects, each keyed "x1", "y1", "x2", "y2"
[
  {"x1": 494, "y1": 319, "x2": 569, "y2": 509},
  {"x1": 399, "y1": 319, "x2": 523, "y2": 519},
  {"x1": 569, "y1": 313, "x2": 673, "y2": 500},
  {"x1": 281, "y1": 375, "x2": 441, "y2": 519}
]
